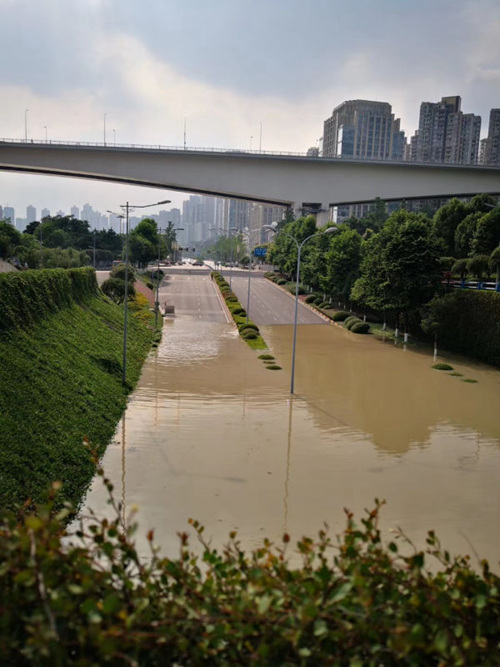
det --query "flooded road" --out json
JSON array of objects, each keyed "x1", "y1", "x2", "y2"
[{"x1": 83, "y1": 280, "x2": 500, "y2": 569}]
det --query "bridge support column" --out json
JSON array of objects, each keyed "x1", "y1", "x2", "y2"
[{"x1": 293, "y1": 202, "x2": 331, "y2": 227}]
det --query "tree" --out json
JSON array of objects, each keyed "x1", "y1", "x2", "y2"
[
  {"x1": 451, "y1": 258, "x2": 469, "y2": 282},
  {"x1": 454, "y1": 212, "x2": 482, "y2": 258},
  {"x1": 432, "y1": 198, "x2": 468, "y2": 256},
  {"x1": 101, "y1": 278, "x2": 136, "y2": 304},
  {"x1": 0, "y1": 221, "x2": 22, "y2": 259},
  {"x1": 467, "y1": 255, "x2": 491, "y2": 282},
  {"x1": 470, "y1": 209, "x2": 500, "y2": 255},
  {"x1": 359, "y1": 197, "x2": 388, "y2": 233},
  {"x1": 350, "y1": 210, "x2": 442, "y2": 324},
  {"x1": 324, "y1": 227, "x2": 362, "y2": 298}
]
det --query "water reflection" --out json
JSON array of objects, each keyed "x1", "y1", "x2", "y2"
[{"x1": 81, "y1": 316, "x2": 500, "y2": 568}]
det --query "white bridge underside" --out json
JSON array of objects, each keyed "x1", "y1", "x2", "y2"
[{"x1": 1, "y1": 143, "x2": 499, "y2": 221}]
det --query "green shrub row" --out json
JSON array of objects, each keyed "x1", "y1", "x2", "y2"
[
  {"x1": 1, "y1": 492, "x2": 498, "y2": 665},
  {"x1": 211, "y1": 272, "x2": 267, "y2": 350},
  {"x1": 0, "y1": 267, "x2": 98, "y2": 333},
  {"x1": 422, "y1": 290, "x2": 500, "y2": 367}
]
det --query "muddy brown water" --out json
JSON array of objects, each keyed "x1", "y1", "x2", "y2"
[{"x1": 81, "y1": 316, "x2": 500, "y2": 568}]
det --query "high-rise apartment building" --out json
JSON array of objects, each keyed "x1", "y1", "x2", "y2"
[
  {"x1": 413, "y1": 96, "x2": 481, "y2": 164},
  {"x1": 26, "y1": 205, "x2": 36, "y2": 223},
  {"x1": 323, "y1": 100, "x2": 405, "y2": 160},
  {"x1": 3, "y1": 206, "x2": 15, "y2": 224},
  {"x1": 483, "y1": 109, "x2": 500, "y2": 166}
]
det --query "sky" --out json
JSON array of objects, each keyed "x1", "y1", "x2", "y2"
[{"x1": 1, "y1": 0, "x2": 499, "y2": 222}]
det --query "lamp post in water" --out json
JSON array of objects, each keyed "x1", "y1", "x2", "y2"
[
  {"x1": 263, "y1": 223, "x2": 336, "y2": 394},
  {"x1": 108, "y1": 199, "x2": 171, "y2": 384}
]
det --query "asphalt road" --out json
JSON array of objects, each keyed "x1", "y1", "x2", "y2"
[
  {"x1": 160, "y1": 271, "x2": 229, "y2": 322},
  {"x1": 227, "y1": 273, "x2": 327, "y2": 326}
]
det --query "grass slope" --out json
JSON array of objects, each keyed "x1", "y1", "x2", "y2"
[{"x1": 0, "y1": 296, "x2": 155, "y2": 511}]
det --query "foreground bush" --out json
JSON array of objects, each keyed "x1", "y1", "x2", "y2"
[{"x1": 1, "y1": 487, "x2": 498, "y2": 666}]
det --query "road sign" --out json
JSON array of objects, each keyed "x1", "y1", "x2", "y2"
[{"x1": 254, "y1": 247, "x2": 267, "y2": 257}]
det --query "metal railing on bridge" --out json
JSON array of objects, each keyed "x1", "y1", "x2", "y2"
[
  {"x1": 449, "y1": 280, "x2": 500, "y2": 292},
  {"x1": 2, "y1": 137, "x2": 497, "y2": 168}
]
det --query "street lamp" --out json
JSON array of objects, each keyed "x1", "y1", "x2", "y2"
[
  {"x1": 109, "y1": 199, "x2": 170, "y2": 385},
  {"x1": 241, "y1": 227, "x2": 253, "y2": 323},
  {"x1": 228, "y1": 227, "x2": 238, "y2": 288},
  {"x1": 263, "y1": 223, "x2": 336, "y2": 394},
  {"x1": 155, "y1": 222, "x2": 182, "y2": 327}
]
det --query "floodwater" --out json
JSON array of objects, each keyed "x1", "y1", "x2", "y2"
[{"x1": 82, "y1": 316, "x2": 500, "y2": 569}]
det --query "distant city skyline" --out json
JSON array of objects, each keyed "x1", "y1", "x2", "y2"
[{"x1": 2, "y1": 0, "x2": 499, "y2": 222}]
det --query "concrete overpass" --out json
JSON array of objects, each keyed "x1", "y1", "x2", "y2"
[{"x1": 1, "y1": 140, "x2": 499, "y2": 223}]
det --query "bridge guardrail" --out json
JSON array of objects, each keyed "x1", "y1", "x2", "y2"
[
  {"x1": 3, "y1": 138, "x2": 499, "y2": 168},
  {"x1": 449, "y1": 280, "x2": 500, "y2": 292}
]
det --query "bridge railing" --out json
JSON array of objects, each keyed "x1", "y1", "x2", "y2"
[
  {"x1": 449, "y1": 280, "x2": 500, "y2": 292},
  {"x1": 2, "y1": 137, "x2": 497, "y2": 168}
]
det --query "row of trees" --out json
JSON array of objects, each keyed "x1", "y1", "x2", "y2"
[
  {"x1": 268, "y1": 195, "x2": 500, "y2": 329},
  {"x1": 0, "y1": 215, "x2": 181, "y2": 269}
]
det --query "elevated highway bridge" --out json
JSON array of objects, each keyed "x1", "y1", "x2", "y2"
[{"x1": 1, "y1": 140, "x2": 499, "y2": 223}]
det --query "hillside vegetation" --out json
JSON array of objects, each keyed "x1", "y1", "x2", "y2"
[{"x1": 0, "y1": 268, "x2": 156, "y2": 511}]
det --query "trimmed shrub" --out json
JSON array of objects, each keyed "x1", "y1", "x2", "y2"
[
  {"x1": 239, "y1": 323, "x2": 259, "y2": 333},
  {"x1": 351, "y1": 321, "x2": 371, "y2": 334},
  {"x1": 242, "y1": 331, "x2": 258, "y2": 340},
  {"x1": 432, "y1": 363, "x2": 454, "y2": 371},
  {"x1": 332, "y1": 310, "x2": 350, "y2": 322},
  {"x1": 276, "y1": 278, "x2": 287, "y2": 285},
  {"x1": 345, "y1": 316, "x2": 361, "y2": 329},
  {"x1": 231, "y1": 307, "x2": 246, "y2": 316},
  {"x1": 319, "y1": 301, "x2": 330, "y2": 309},
  {"x1": 258, "y1": 354, "x2": 275, "y2": 360},
  {"x1": 346, "y1": 318, "x2": 362, "y2": 330},
  {"x1": 265, "y1": 364, "x2": 282, "y2": 370},
  {"x1": 305, "y1": 294, "x2": 317, "y2": 304}
]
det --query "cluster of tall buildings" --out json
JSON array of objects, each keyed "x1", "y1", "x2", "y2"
[
  {"x1": 1, "y1": 197, "x2": 284, "y2": 252},
  {"x1": 322, "y1": 95, "x2": 500, "y2": 167}
]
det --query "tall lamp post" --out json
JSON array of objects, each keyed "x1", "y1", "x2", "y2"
[
  {"x1": 263, "y1": 223, "x2": 336, "y2": 394},
  {"x1": 108, "y1": 199, "x2": 170, "y2": 385},
  {"x1": 155, "y1": 223, "x2": 182, "y2": 327},
  {"x1": 241, "y1": 227, "x2": 253, "y2": 323},
  {"x1": 228, "y1": 227, "x2": 238, "y2": 288}
]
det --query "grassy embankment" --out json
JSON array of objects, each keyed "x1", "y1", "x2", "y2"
[{"x1": 0, "y1": 268, "x2": 156, "y2": 511}]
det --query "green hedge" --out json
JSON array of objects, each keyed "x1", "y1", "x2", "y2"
[
  {"x1": 0, "y1": 268, "x2": 98, "y2": 333},
  {"x1": 423, "y1": 290, "x2": 500, "y2": 367},
  {"x1": 1, "y1": 495, "x2": 499, "y2": 665},
  {"x1": 0, "y1": 287, "x2": 155, "y2": 511}
]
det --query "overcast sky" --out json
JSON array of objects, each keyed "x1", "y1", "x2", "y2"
[{"x1": 1, "y1": 0, "x2": 499, "y2": 222}]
